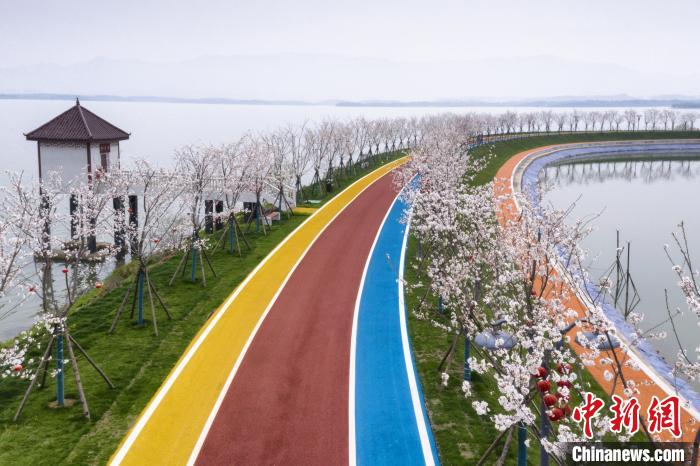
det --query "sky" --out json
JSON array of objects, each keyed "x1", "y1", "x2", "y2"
[{"x1": 0, "y1": 0, "x2": 698, "y2": 99}]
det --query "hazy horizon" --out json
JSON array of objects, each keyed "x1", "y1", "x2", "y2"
[{"x1": 1, "y1": 0, "x2": 699, "y2": 100}]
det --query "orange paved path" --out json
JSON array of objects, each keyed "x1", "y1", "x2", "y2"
[{"x1": 494, "y1": 143, "x2": 698, "y2": 443}]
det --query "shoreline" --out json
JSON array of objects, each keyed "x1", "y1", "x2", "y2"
[{"x1": 495, "y1": 140, "x2": 700, "y2": 442}]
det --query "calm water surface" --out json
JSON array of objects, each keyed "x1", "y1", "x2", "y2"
[
  {"x1": 0, "y1": 99, "x2": 671, "y2": 175},
  {"x1": 541, "y1": 152, "x2": 700, "y2": 389}
]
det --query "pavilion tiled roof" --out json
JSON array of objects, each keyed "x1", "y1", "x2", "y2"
[{"x1": 25, "y1": 99, "x2": 130, "y2": 142}]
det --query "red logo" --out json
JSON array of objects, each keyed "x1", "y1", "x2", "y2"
[{"x1": 572, "y1": 392, "x2": 605, "y2": 439}]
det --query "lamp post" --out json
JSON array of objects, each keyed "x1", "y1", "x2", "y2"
[
  {"x1": 470, "y1": 319, "x2": 522, "y2": 464},
  {"x1": 561, "y1": 318, "x2": 621, "y2": 351}
]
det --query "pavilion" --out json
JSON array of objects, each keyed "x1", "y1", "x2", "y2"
[{"x1": 25, "y1": 98, "x2": 130, "y2": 189}]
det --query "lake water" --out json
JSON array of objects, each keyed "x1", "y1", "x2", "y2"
[
  {"x1": 0, "y1": 99, "x2": 673, "y2": 176},
  {"x1": 541, "y1": 153, "x2": 700, "y2": 389},
  {"x1": 0, "y1": 99, "x2": 677, "y2": 339}
]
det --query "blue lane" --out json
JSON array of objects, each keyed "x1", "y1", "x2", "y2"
[{"x1": 354, "y1": 184, "x2": 440, "y2": 466}]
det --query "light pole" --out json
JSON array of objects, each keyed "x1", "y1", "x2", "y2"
[{"x1": 470, "y1": 319, "x2": 522, "y2": 464}]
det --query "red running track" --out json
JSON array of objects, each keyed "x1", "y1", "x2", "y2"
[{"x1": 195, "y1": 171, "x2": 400, "y2": 465}]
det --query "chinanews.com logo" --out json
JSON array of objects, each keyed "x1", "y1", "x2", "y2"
[
  {"x1": 563, "y1": 392, "x2": 697, "y2": 465},
  {"x1": 572, "y1": 392, "x2": 682, "y2": 439},
  {"x1": 563, "y1": 442, "x2": 693, "y2": 465}
]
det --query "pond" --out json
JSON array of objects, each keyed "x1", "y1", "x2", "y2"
[{"x1": 540, "y1": 150, "x2": 700, "y2": 391}]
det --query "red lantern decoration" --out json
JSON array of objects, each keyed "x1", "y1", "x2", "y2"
[
  {"x1": 562, "y1": 404, "x2": 572, "y2": 417},
  {"x1": 62, "y1": 268, "x2": 69, "y2": 274},
  {"x1": 537, "y1": 379, "x2": 551, "y2": 392},
  {"x1": 13, "y1": 364, "x2": 22, "y2": 372},
  {"x1": 95, "y1": 282, "x2": 102, "y2": 289},
  {"x1": 557, "y1": 363, "x2": 573, "y2": 375},
  {"x1": 557, "y1": 380, "x2": 572, "y2": 389},
  {"x1": 548, "y1": 407, "x2": 564, "y2": 421},
  {"x1": 543, "y1": 393, "x2": 557, "y2": 407},
  {"x1": 532, "y1": 366, "x2": 547, "y2": 378}
]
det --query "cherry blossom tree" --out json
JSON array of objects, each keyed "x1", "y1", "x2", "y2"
[
  {"x1": 338, "y1": 121, "x2": 358, "y2": 178},
  {"x1": 624, "y1": 109, "x2": 639, "y2": 131},
  {"x1": 286, "y1": 122, "x2": 312, "y2": 204},
  {"x1": 109, "y1": 160, "x2": 187, "y2": 334},
  {"x1": 11, "y1": 171, "x2": 118, "y2": 420},
  {"x1": 681, "y1": 112, "x2": 697, "y2": 131},
  {"x1": 262, "y1": 128, "x2": 295, "y2": 215},
  {"x1": 306, "y1": 125, "x2": 327, "y2": 196},
  {"x1": 554, "y1": 113, "x2": 568, "y2": 133},
  {"x1": 242, "y1": 135, "x2": 274, "y2": 235},
  {"x1": 663, "y1": 224, "x2": 700, "y2": 384},
  {"x1": 170, "y1": 144, "x2": 218, "y2": 285},
  {"x1": 644, "y1": 109, "x2": 660, "y2": 130},
  {"x1": 570, "y1": 110, "x2": 581, "y2": 133},
  {"x1": 212, "y1": 138, "x2": 254, "y2": 255},
  {"x1": 352, "y1": 117, "x2": 372, "y2": 169},
  {"x1": 0, "y1": 172, "x2": 34, "y2": 323},
  {"x1": 0, "y1": 173, "x2": 37, "y2": 385},
  {"x1": 322, "y1": 120, "x2": 342, "y2": 191},
  {"x1": 611, "y1": 111, "x2": 625, "y2": 131}
]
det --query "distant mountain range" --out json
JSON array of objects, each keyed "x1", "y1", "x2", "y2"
[
  {"x1": 1, "y1": 92, "x2": 699, "y2": 109},
  {"x1": 1, "y1": 54, "x2": 698, "y2": 103}
]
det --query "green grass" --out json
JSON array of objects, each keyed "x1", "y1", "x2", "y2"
[
  {"x1": 406, "y1": 132, "x2": 693, "y2": 465},
  {"x1": 0, "y1": 153, "x2": 402, "y2": 466}
]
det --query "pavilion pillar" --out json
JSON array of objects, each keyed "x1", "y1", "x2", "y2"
[
  {"x1": 87, "y1": 217, "x2": 97, "y2": 254},
  {"x1": 128, "y1": 195, "x2": 138, "y2": 256},
  {"x1": 40, "y1": 189, "x2": 51, "y2": 253},
  {"x1": 113, "y1": 196, "x2": 126, "y2": 262},
  {"x1": 215, "y1": 201, "x2": 224, "y2": 231},
  {"x1": 69, "y1": 194, "x2": 79, "y2": 241},
  {"x1": 204, "y1": 200, "x2": 214, "y2": 234}
]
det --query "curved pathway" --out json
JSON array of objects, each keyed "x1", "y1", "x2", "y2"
[
  {"x1": 352, "y1": 177, "x2": 439, "y2": 465},
  {"x1": 495, "y1": 141, "x2": 700, "y2": 442},
  {"x1": 110, "y1": 159, "x2": 438, "y2": 465}
]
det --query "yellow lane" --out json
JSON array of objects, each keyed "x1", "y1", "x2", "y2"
[
  {"x1": 291, "y1": 206, "x2": 318, "y2": 215},
  {"x1": 110, "y1": 158, "x2": 407, "y2": 466}
]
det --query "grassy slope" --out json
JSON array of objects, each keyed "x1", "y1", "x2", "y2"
[
  {"x1": 0, "y1": 216, "x2": 308, "y2": 466},
  {"x1": 407, "y1": 132, "x2": 699, "y2": 465},
  {"x1": 0, "y1": 151, "x2": 405, "y2": 466}
]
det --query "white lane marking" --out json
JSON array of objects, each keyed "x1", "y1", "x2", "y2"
[
  {"x1": 349, "y1": 187, "x2": 401, "y2": 466},
  {"x1": 399, "y1": 202, "x2": 437, "y2": 466},
  {"x1": 110, "y1": 162, "x2": 401, "y2": 466},
  {"x1": 351, "y1": 178, "x2": 436, "y2": 466}
]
